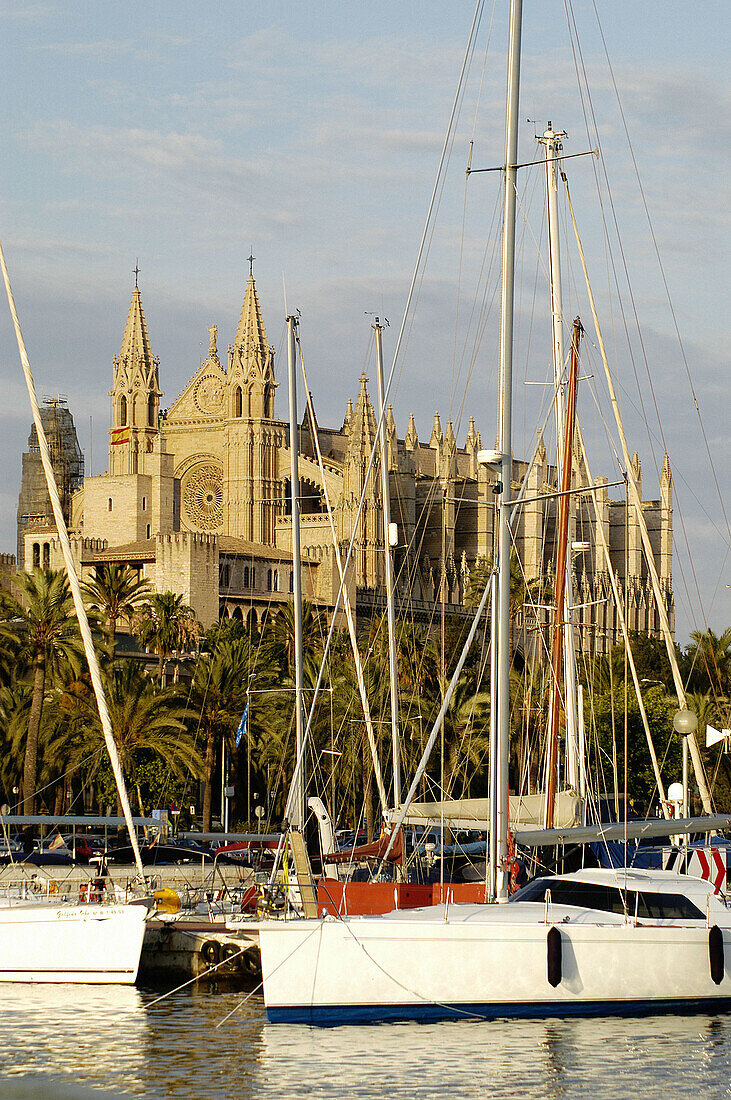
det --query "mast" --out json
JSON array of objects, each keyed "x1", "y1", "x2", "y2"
[
  {"x1": 287, "y1": 314, "x2": 306, "y2": 830},
  {"x1": 373, "y1": 318, "x2": 401, "y2": 808},
  {"x1": 541, "y1": 123, "x2": 580, "y2": 791},
  {"x1": 544, "y1": 318, "x2": 582, "y2": 829},
  {"x1": 495, "y1": 0, "x2": 523, "y2": 900}
]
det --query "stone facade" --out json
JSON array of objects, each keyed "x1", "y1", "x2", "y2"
[{"x1": 15, "y1": 271, "x2": 674, "y2": 652}]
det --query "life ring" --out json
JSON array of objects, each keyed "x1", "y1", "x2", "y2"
[{"x1": 200, "y1": 940, "x2": 221, "y2": 968}]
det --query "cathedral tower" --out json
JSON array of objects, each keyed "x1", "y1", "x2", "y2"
[
  {"x1": 224, "y1": 271, "x2": 283, "y2": 543},
  {"x1": 336, "y1": 374, "x2": 382, "y2": 588},
  {"x1": 109, "y1": 281, "x2": 161, "y2": 475}
]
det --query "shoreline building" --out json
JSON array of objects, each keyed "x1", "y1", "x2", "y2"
[{"x1": 17, "y1": 273, "x2": 674, "y2": 654}]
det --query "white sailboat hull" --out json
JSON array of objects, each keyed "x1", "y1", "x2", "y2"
[
  {"x1": 0, "y1": 902, "x2": 148, "y2": 983},
  {"x1": 260, "y1": 897, "x2": 731, "y2": 1024}
]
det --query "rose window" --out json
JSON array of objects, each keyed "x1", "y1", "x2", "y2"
[{"x1": 183, "y1": 465, "x2": 224, "y2": 530}]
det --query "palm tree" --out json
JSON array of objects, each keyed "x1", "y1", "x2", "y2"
[
  {"x1": 133, "y1": 591, "x2": 201, "y2": 685},
  {"x1": 268, "y1": 599, "x2": 326, "y2": 678},
  {"x1": 70, "y1": 662, "x2": 201, "y2": 817},
  {"x1": 82, "y1": 564, "x2": 151, "y2": 660},
  {"x1": 439, "y1": 674, "x2": 491, "y2": 799},
  {"x1": 188, "y1": 637, "x2": 255, "y2": 831},
  {"x1": 685, "y1": 628, "x2": 731, "y2": 697},
  {"x1": 465, "y1": 552, "x2": 543, "y2": 664},
  {"x1": 3, "y1": 569, "x2": 84, "y2": 813},
  {"x1": 0, "y1": 682, "x2": 32, "y2": 809}
]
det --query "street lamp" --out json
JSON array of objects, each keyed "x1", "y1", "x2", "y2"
[{"x1": 673, "y1": 710, "x2": 698, "y2": 819}]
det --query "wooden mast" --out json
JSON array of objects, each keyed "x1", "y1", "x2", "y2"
[{"x1": 544, "y1": 317, "x2": 583, "y2": 830}]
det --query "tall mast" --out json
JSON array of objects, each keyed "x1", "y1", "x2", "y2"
[
  {"x1": 541, "y1": 122, "x2": 580, "y2": 794},
  {"x1": 495, "y1": 0, "x2": 523, "y2": 900},
  {"x1": 373, "y1": 318, "x2": 401, "y2": 808},
  {"x1": 287, "y1": 314, "x2": 306, "y2": 830},
  {"x1": 544, "y1": 318, "x2": 582, "y2": 829}
]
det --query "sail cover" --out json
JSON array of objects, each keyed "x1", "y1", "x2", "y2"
[{"x1": 389, "y1": 793, "x2": 581, "y2": 832}]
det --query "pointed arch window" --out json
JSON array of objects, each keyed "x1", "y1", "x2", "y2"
[
  {"x1": 235, "y1": 386, "x2": 243, "y2": 418},
  {"x1": 148, "y1": 394, "x2": 156, "y2": 427},
  {"x1": 267, "y1": 568, "x2": 273, "y2": 592},
  {"x1": 32, "y1": 543, "x2": 40, "y2": 568},
  {"x1": 42, "y1": 543, "x2": 50, "y2": 570},
  {"x1": 120, "y1": 395, "x2": 128, "y2": 426}
]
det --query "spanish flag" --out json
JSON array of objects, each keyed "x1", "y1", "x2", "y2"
[{"x1": 111, "y1": 427, "x2": 130, "y2": 445}]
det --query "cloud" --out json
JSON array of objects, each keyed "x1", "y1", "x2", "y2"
[
  {"x1": 0, "y1": 1, "x2": 56, "y2": 20},
  {"x1": 27, "y1": 38, "x2": 135, "y2": 56}
]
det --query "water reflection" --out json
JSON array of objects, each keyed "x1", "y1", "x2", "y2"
[
  {"x1": 0, "y1": 986, "x2": 730, "y2": 1099},
  {"x1": 258, "y1": 1012, "x2": 731, "y2": 1100}
]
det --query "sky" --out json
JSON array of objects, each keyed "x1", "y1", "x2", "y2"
[{"x1": 0, "y1": 0, "x2": 728, "y2": 644}]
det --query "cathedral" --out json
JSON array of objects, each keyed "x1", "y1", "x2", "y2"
[{"x1": 17, "y1": 270, "x2": 675, "y2": 656}]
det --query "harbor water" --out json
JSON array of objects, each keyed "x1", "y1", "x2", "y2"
[{"x1": 1, "y1": 985, "x2": 731, "y2": 1098}]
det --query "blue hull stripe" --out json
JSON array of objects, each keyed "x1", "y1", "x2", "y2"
[{"x1": 266, "y1": 997, "x2": 731, "y2": 1027}]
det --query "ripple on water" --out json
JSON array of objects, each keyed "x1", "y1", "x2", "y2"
[{"x1": 0, "y1": 987, "x2": 730, "y2": 1099}]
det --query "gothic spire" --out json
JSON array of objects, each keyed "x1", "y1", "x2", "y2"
[
  {"x1": 234, "y1": 274, "x2": 268, "y2": 355},
  {"x1": 346, "y1": 373, "x2": 377, "y2": 459},
  {"x1": 343, "y1": 396, "x2": 354, "y2": 435},
  {"x1": 405, "y1": 412, "x2": 419, "y2": 451},
  {"x1": 441, "y1": 418, "x2": 457, "y2": 479},
  {"x1": 119, "y1": 286, "x2": 154, "y2": 368},
  {"x1": 429, "y1": 411, "x2": 443, "y2": 449}
]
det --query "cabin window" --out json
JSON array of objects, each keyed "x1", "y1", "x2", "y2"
[
  {"x1": 513, "y1": 878, "x2": 705, "y2": 921},
  {"x1": 32, "y1": 543, "x2": 40, "y2": 568},
  {"x1": 235, "y1": 386, "x2": 243, "y2": 418},
  {"x1": 42, "y1": 543, "x2": 50, "y2": 570},
  {"x1": 120, "y1": 395, "x2": 127, "y2": 426}
]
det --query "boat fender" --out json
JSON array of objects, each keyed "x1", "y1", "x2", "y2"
[
  {"x1": 547, "y1": 926, "x2": 562, "y2": 988},
  {"x1": 201, "y1": 939, "x2": 221, "y2": 968},
  {"x1": 220, "y1": 943, "x2": 242, "y2": 971},
  {"x1": 709, "y1": 925, "x2": 724, "y2": 985},
  {"x1": 242, "y1": 945, "x2": 262, "y2": 977}
]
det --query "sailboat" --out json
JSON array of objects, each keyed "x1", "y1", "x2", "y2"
[
  {"x1": 257, "y1": 0, "x2": 731, "y2": 1023},
  {"x1": 0, "y1": 242, "x2": 150, "y2": 984}
]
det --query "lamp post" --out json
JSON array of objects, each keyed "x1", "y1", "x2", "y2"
[{"x1": 673, "y1": 709, "x2": 698, "y2": 820}]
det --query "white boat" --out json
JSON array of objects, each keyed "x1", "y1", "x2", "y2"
[
  {"x1": 259, "y1": 868, "x2": 731, "y2": 1023},
  {"x1": 0, "y1": 899, "x2": 148, "y2": 984},
  {"x1": 257, "y1": 0, "x2": 729, "y2": 1024}
]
